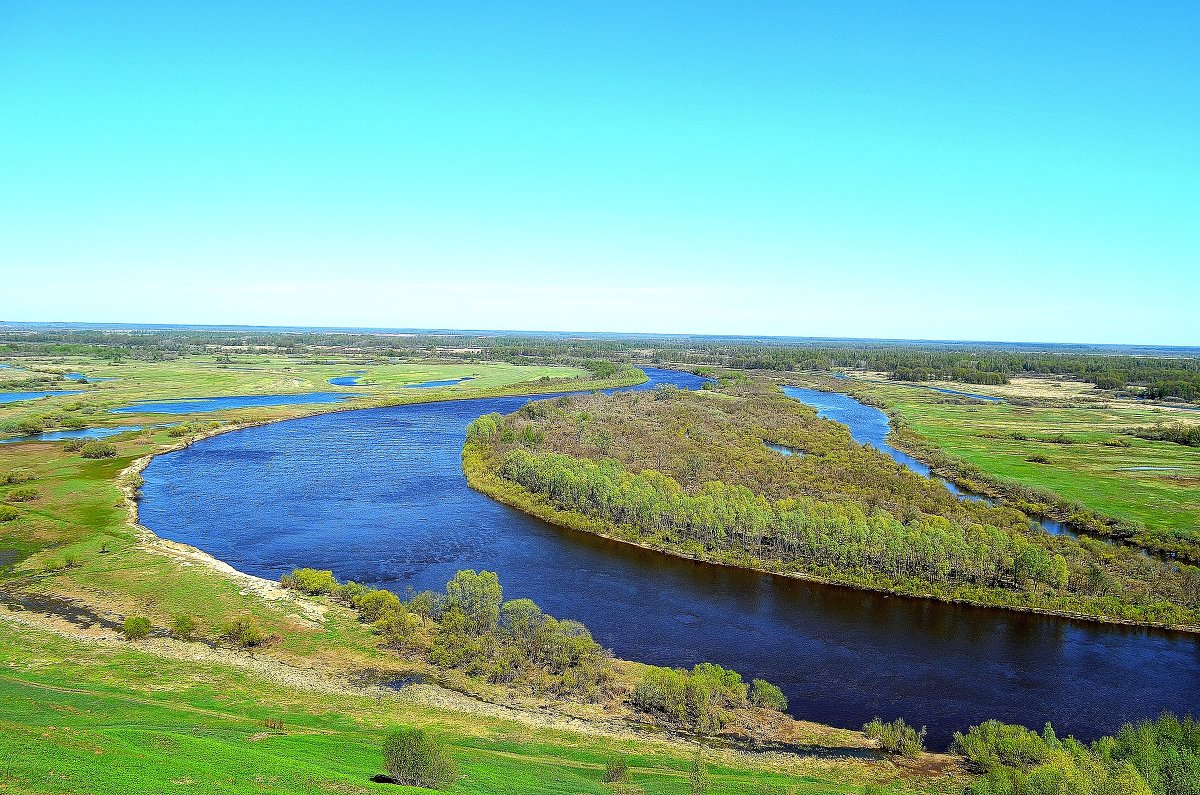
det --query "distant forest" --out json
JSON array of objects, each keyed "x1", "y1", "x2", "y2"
[{"x1": 2, "y1": 325, "x2": 1197, "y2": 401}]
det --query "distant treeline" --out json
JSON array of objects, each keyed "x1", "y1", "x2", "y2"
[
  {"x1": 3, "y1": 328, "x2": 1197, "y2": 400},
  {"x1": 1125, "y1": 424, "x2": 1200, "y2": 448}
]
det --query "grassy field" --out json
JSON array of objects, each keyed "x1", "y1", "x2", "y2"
[
  {"x1": 0, "y1": 354, "x2": 953, "y2": 794},
  {"x1": 0, "y1": 622, "x2": 935, "y2": 795},
  {"x1": 840, "y1": 375, "x2": 1200, "y2": 544}
]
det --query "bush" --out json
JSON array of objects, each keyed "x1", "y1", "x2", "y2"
[
  {"x1": 280, "y1": 567, "x2": 340, "y2": 595},
  {"x1": 3, "y1": 486, "x2": 38, "y2": 503},
  {"x1": 951, "y1": 720, "x2": 1052, "y2": 772},
  {"x1": 864, "y1": 717, "x2": 926, "y2": 758},
  {"x1": 220, "y1": 618, "x2": 267, "y2": 648},
  {"x1": 382, "y1": 728, "x2": 457, "y2": 789},
  {"x1": 170, "y1": 614, "x2": 198, "y2": 640},
  {"x1": 63, "y1": 438, "x2": 86, "y2": 452},
  {"x1": 123, "y1": 615, "x2": 152, "y2": 640},
  {"x1": 80, "y1": 441, "x2": 117, "y2": 459},
  {"x1": 354, "y1": 588, "x2": 403, "y2": 622},
  {"x1": 2, "y1": 470, "x2": 33, "y2": 485},
  {"x1": 630, "y1": 663, "x2": 748, "y2": 733},
  {"x1": 0, "y1": 505, "x2": 20, "y2": 523},
  {"x1": 602, "y1": 757, "x2": 629, "y2": 783},
  {"x1": 748, "y1": 678, "x2": 788, "y2": 712},
  {"x1": 375, "y1": 607, "x2": 419, "y2": 649}
]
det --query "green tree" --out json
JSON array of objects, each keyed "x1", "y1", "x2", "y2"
[
  {"x1": 382, "y1": 728, "x2": 457, "y2": 789},
  {"x1": 445, "y1": 570, "x2": 502, "y2": 634}
]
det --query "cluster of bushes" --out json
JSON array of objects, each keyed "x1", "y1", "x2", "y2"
[
  {"x1": 1126, "y1": 424, "x2": 1200, "y2": 448},
  {"x1": 281, "y1": 568, "x2": 614, "y2": 701},
  {"x1": 864, "y1": 717, "x2": 926, "y2": 758},
  {"x1": 382, "y1": 727, "x2": 457, "y2": 789},
  {"x1": 2, "y1": 486, "x2": 38, "y2": 503},
  {"x1": 630, "y1": 662, "x2": 787, "y2": 733},
  {"x1": 953, "y1": 713, "x2": 1200, "y2": 794},
  {"x1": 62, "y1": 438, "x2": 118, "y2": 458},
  {"x1": 120, "y1": 613, "x2": 268, "y2": 647}
]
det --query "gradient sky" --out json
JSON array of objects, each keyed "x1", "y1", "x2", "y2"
[{"x1": 1, "y1": 2, "x2": 1196, "y2": 344}]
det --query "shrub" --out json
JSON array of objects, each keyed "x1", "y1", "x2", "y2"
[
  {"x1": 749, "y1": 678, "x2": 788, "y2": 712},
  {"x1": 3, "y1": 486, "x2": 38, "y2": 503},
  {"x1": 864, "y1": 717, "x2": 926, "y2": 758},
  {"x1": 2, "y1": 470, "x2": 33, "y2": 485},
  {"x1": 0, "y1": 505, "x2": 20, "y2": 523},
  {"x1": 951, "y1": 719, "x2": 1052, "y2": 772},
  {"x1": 382, "y1": 728, "x2": 457, "y2": 789},
  {"x1": 353, "y1": 588, "x2": 403, "y2": 622},
  {"x1": 280, "y1": 567, "x2": 340, "y2": 595},
  {"x1": 170, "y1": 614, "x2": 198, "y2": 640},
  {"x1": 220, "y1": 618, "x2": 267, "y2": 648},
  {"x1": 375, "y1": 607, "x2": 419, "y2": 649},
  {"x1": 123, "y1": 615, "x2": 152, "y2": 640},
  {"x1": 602, "y1": 757, "x2": 629, "y2": 783},
  {"x1": 80, "y1": 441, "x2": 117, "y2": 459},
  {"x1": 63, "y1": 438, "x2": 86, "y2": 452}
]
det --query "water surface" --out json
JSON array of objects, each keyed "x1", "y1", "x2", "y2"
[{"x1": 139, "y1": 368, "x2": 1200, "y2": 747}]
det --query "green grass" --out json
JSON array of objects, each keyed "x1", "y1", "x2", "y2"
[
  {"x1": 0, "y1": 623, "x2": 928, "y2": 795},
  {"x1": 873, "y1": 385, "x2": 1200, "y2": 539}
]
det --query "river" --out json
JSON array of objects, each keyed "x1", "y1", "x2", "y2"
[{"x1": 137, "y1": 368, "x2": 1200, "y2": 748}]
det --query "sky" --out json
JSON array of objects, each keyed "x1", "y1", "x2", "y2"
[{"x1": 0, "y1": 2, "x2": 1196, "y2": 345}]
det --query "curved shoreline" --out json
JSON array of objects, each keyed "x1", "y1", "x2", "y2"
[{"x1": 462, "y1": 443, "x2": 1200, "y2": 636}]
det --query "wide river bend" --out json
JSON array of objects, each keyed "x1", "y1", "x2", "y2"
[{"x1": 139, "y1": 369, "x2": 1200, "y2": 747}]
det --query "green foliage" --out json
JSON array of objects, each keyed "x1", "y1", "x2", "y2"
[
  {"x1": 374, "y1": 607, "x2": 419, "y2": 649},
  {"x1": 280, "y1": 567, "x2": 340, "y2": 595},
  {"x1": 63, "y1": 437, "x2": 87, "y2": 451},
  {"x1": 2, "y1": 485, "x2": 38, "y2": 503},
  {"x1": 220, "y1": 618, "x2": 267, "y2": 648},
  {"x1": 444, "y1": 569, "x2": 502, "y2": 635},
  {"x1": 381, "y1": 727, "x2": 457, "y2": 789},
  {"x1": 170, "y1": 614, "x2": 197, "y2": 640},
  {"x1": 689, "y1": 751, "x2": 711, "y2": 795},
  {"x1": 80, "y1": 440, "x2": 118, "y2": 459},
  {"x1": 864, "y1": 717, "x2": 926, "y2": 758},
  {"x1": 749, "y1": 678, "x2": 788, "y2": 711},
  {"x1": 2, "y1": 469, "x2": 34, "y2": 485},
  {"x1": 630, "y1": 662, "x2": 762, "y2": 733},
  {"x1": 353, "y1": 588, "x2": 403, "y2": 622},
  {"x1": 0, "y1": 505, "x2": 19, "y2": 523},
  {"x1": 602, "y1": 757, "x2": 630, "y2": 783},
  {"x1": 1127, "y1": 423, "x2": 1200, "y2": 447},
  {"x1": 953, "y1": 714, "x2": 1200, "y2": 795},
  {"x1": 122, "y1": 615, "x2": 152, "y2": 640}
]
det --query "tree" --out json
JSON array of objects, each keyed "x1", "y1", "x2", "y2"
[
  {"x1": 382, "y1": 728, "x2": 457, "y2": 789},
  {"x1": 749, "y1": 678, "x2": 788, "y2": 711},
  {"x1": 445, "y1": 570, "x2": 502, "y2": 635}
]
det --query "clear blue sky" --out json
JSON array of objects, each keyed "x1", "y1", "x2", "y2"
[{"x1": 1, "y1": 2, "x2": 1196, "y2": 344}]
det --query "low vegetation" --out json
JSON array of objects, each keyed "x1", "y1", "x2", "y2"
[
  {"x1": 952, "y1": 713, "x2": 1199, "y2": 795},
  {"x1": 382, "y1": 727, "x2": 458, "y2": 789}
]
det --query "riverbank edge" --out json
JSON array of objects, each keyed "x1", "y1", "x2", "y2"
[{"x1": 462, "y1": 441, "x2": 1200, "y2": 636}]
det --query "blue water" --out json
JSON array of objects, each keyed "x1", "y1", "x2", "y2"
[
  {"x1": 405, "y1": 377, "x2": 474, "y2": 388},
  {"x1": 138, "y1": 367, "x2": 1200, "y2": 747},
  {"x1": 112, "y1": 392, "x2": 360, "y2": 414},
  {"x1": 328, "y1": 371, "x2": 367, "y2": 387},
  {"x1": 763, "y1": 441, "x2": 802, "y2": 457},
  {"x1": 63, "y1": 372, "x2": 118, "y2": 383},
  {"x1": 0, "y1": 425, "x2": 160, "y2": 444},
  {"x1": 0, "y1": 390, "x2": 85, "y2": 404}
]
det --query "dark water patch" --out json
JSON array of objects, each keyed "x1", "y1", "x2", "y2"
[
  {"x1": 0, "y1": 425, "x2": 159, "y2": 445},
  {"x1": 0, "y1": 390, "x2": 85, "y2": 404},
  {"x1": 138, "y1": 368, "x2": 1200, "y2": 748},
  {"x1": 111, "y1": 392, "x2": 361, "y2": 414}
]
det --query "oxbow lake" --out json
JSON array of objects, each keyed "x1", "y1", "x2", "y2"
[{"x1": 138, "y1": 368, "x2": 1200, "y2": 748}]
